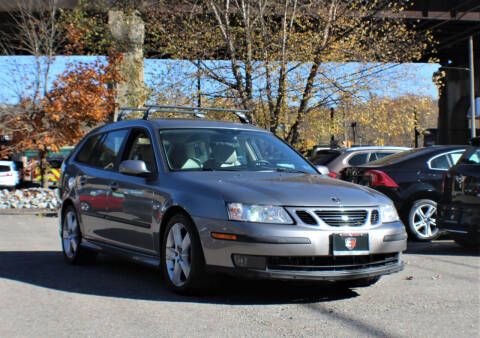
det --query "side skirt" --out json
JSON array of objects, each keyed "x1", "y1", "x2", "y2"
[{"x1": 81, "y1": 238, "x2": 161, "y2": 267}]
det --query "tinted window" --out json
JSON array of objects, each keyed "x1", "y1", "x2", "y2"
[
  {"x1": 311, "y1": 150, "x2": 341, "y2": 165},
  {"x1": 0, "y1": 165, "x2": 10, "y2": 172},
  {"x1": 430, "y1": 154, "x2": 450, "y2": 170},
  {"x1": 93, "y1": 130, "x2": 129, "y2": 170},
  {"x1": 47, "y1": 159, "x2": 63, "y2": 169},
  {"x1": 371, "y1": 152, "x2": 395, "y2": 161},
  {"x1": 123, "y1": 130, "x2": 156, "y2": 172},
  {"x1": 348, "y1": 153, "x2": 369, "y2": 166},
  {"x1": 76, "y1": 134, "x2": 101, "y2": 164},
  {"x1": 466, "y1": 148, "x2": 480, "y2": 164}
]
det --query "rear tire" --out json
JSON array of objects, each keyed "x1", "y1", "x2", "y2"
[
  {"x1": 61, "y1": 205, "x2": 97, "y2": 264},
  {"x1": 407, "y1": 199, "x2": 440, "y2": 242},
  {"x1": 161, "y1": 213, "x2": 208, "y2": 294}
]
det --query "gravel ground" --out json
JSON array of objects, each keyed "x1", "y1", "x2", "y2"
[
  {"x1": 0, "y1": 188, "x2": 60, "y2": 210},
  {"x1": 0, "y1": 214, "x2": 478, "y2": 337}
]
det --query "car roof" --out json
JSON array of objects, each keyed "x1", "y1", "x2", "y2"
[
  {"x1": 343, "y1": 146, "x2": 410, "y2": 152},
  {"x1": 92, "y1": 118, "x2": 268, "y2": 134},
  {"x1": 363, "y1": 145, "x2": 466, "y2": 167}
]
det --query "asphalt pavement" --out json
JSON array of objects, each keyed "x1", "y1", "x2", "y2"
[{"x1": 0, "y1": 215, "x2": 478, "y2": 337}]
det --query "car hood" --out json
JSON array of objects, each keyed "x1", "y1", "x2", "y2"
[{"x1": 175, "y1": 171, "x2": 385, "y2": 207}]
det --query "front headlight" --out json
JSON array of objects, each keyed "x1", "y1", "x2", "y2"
[
  {"x1": 380, "y1": 203, "x2": 400, "y2": 223},
  {"x1": 227, "y1": 203, "x2": 293, "y2": 224}
]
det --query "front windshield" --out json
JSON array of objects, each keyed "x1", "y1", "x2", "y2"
[{"x1": 159, "y1": 128, "x2": 317, "y2": 173}]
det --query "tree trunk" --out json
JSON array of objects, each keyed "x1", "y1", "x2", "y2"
[
  {"x1": 108, "y1": 10, "x2": 146, "y2": 122},
  {"x1": 39, "y1": 150, "x2": 49, "y2": 188}
]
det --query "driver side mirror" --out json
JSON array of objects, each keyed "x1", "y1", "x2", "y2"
[{"x1": 119, "y1": 160, "x2": 151, "y2": 177}]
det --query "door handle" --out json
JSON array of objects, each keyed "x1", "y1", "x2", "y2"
[{"x1": 109, "y1": 182, "x2": 119, "y2": 191}]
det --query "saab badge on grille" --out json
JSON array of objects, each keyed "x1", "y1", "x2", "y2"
[
  {"x1": 345, "y1": 237, "x2": 357, "y2": 250},
  {"x1": 331, "y1": 196, "x2": 341, "y2": 203}
]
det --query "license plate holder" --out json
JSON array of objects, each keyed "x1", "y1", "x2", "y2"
[{"x1": 333, "y1": 233, "x2": 369, "y2": 255}]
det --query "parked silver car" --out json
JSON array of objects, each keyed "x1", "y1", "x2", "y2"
[
  {"x1": 59, "y1": 113, "x2": 407, "y2": 294},
  {"x1": 311, "y1": 146, "x2": 410, "y2": 177}
]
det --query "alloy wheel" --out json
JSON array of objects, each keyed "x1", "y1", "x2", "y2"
[
  {"x1": 165, "y1": 223, "x2": 192, "y2": 287},
  {"x1": 410, "y1": 201, "x2": 438, "y2": 240},
  {"x1": 63, "y1": 210, "x2": 80, "y2": 259}
]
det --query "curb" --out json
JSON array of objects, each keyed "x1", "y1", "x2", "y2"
[{"x1": 0, "y1": 208, "x2": 59, "y2": 216}]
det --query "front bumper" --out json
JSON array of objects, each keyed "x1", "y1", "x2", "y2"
[
  {"x1": 195, "y1": 216, "x2": 406, "y2": 281},
  {"x1": 208, "y1": 254, "x2": 404, "y2": 281},
  {"x1": 438, "y1": 203, "x2": 480, "y2": 242}
]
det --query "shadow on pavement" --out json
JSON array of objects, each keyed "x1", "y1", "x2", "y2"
[
  {"x1": 0, "y1": 251, "x2": 358, "y2": 305},
  {"x1": 405, "y1": 240, "x2": 479, "y2": 256}
]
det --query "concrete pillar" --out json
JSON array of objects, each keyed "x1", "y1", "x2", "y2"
[
  {"x1": 109, "y1": 10, "x2": 146, "y2": 121},
  {"x1": 437, "y1": 50, "x2": 480, "y2": 145}
]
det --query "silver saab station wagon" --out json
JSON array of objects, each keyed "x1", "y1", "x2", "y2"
[{"x1": 59, "y1": 107, "x2": 406, "y2": 294}]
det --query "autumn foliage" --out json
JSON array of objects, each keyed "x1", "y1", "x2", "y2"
[
  {"x1": 1, "y1": 53, "x2": 121, "y2": 155},
  {"x1": 42, "y1": 53, "x2": 123, "y2": 151},
  {"x1": 0, "y1": 53, "x2": 122, "y2": 186}
]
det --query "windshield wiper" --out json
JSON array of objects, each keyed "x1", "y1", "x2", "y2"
[{"x1": 270, "y1": 168, "x2": 309, "y2": 174}]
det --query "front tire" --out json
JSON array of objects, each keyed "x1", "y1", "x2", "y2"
[
  {"x1": 61, "y1": 205, "x2": 97, "y2": 264},
  {"x1": 407, "y1": 199, "x2": 440, "y2": 242},
  {"x1": 161, "y1": 213, "x2": 207, "y2": 294}
]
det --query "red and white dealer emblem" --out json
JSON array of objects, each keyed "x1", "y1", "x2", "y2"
[{"x1": 345, "y1": 237, "x2": 357, "y2": 250}]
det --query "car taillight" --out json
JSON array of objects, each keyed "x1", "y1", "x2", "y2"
[
  {"x1": 5, "y1": 172, "x2": 12, "y2": 177},
  {"x1": 364, "y1": 169, "x2": 398, "y2": 188},
  {"x1": 328, "y1": 171, "x2": 337, "y2": 179}
]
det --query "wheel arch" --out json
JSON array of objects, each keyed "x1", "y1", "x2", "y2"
[
  {"x1": 60, "y1": 198, "x2": 75, "y2": 224},
  {"x1": 399, "y1": 190, "x2": 441, "y2": 216},
  {"x1": 158, "y1": 205, "x2": 204, "y2": 257}
]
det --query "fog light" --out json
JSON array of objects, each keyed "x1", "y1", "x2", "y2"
[{"x1": 232, "y1": 254, "x2": 266, "y2": 270}]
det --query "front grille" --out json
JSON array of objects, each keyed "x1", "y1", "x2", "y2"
[
  {"x1": 296, "y1": 211, "x2": 317, "y2": 225},
  {"x1": 267, "y1": 253, "x2": 399, "y2": 272},
  {"x1": 314, "y1": 210, "x2": 367, "y2": 227},
  {"x1": 370, "y1": 210, "x2": 379, "y2": 224}
]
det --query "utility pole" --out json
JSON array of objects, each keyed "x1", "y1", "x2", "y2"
[
  {"x1": 330, "y1": 108, "x2": 335, "y2": 147},
  {"x1": 197, "y1": 59, "x2": 202, "y2": 108},
  {"x1": 414, "y1": 107, "x2": 419, "y2": 148},
  {"x1": 469, "y1": 36, "x2": 476, "y2": 138},
  {"x1": 351, "y1": 122, "x2": 357, "y2": 144}
]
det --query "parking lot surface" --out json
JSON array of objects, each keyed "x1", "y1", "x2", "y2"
[{"x1": 0, "y1": 214, "x2": 478, "y2": 337}]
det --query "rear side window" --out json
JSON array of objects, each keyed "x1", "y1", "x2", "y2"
[
  {"x1": 348, "y1": 153, "x2": 369, "y2": 166},
  {"x1": 76, "y1": 134, "x2": 101, "y2": 164},
  {"x1": 429, "y1": 154, "x2": 450, "y2": 170},
  {"x1": 0, "y1": 165, "x2": 10, "y2": 172},
  {"x1": 92, "y1": 130, "x2": 129, "y2": 170},
  {"x1": 371, "y1": 152, "x2": 395, "y2": 161},
  {"x1": 311, "y1": 151, "x2": 341, "y2": 165}
]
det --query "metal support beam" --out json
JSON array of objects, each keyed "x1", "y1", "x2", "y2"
[{"x1": 469, "y1": 36, "x2": 476, "y2": 138}]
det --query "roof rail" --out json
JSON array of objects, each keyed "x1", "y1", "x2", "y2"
[
  {"x1": 117, "y1": 107, "x2": 149, "y2": 121},
  {"x1": 117, "y1": 105, "x2": 251, "y2": 124}
]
